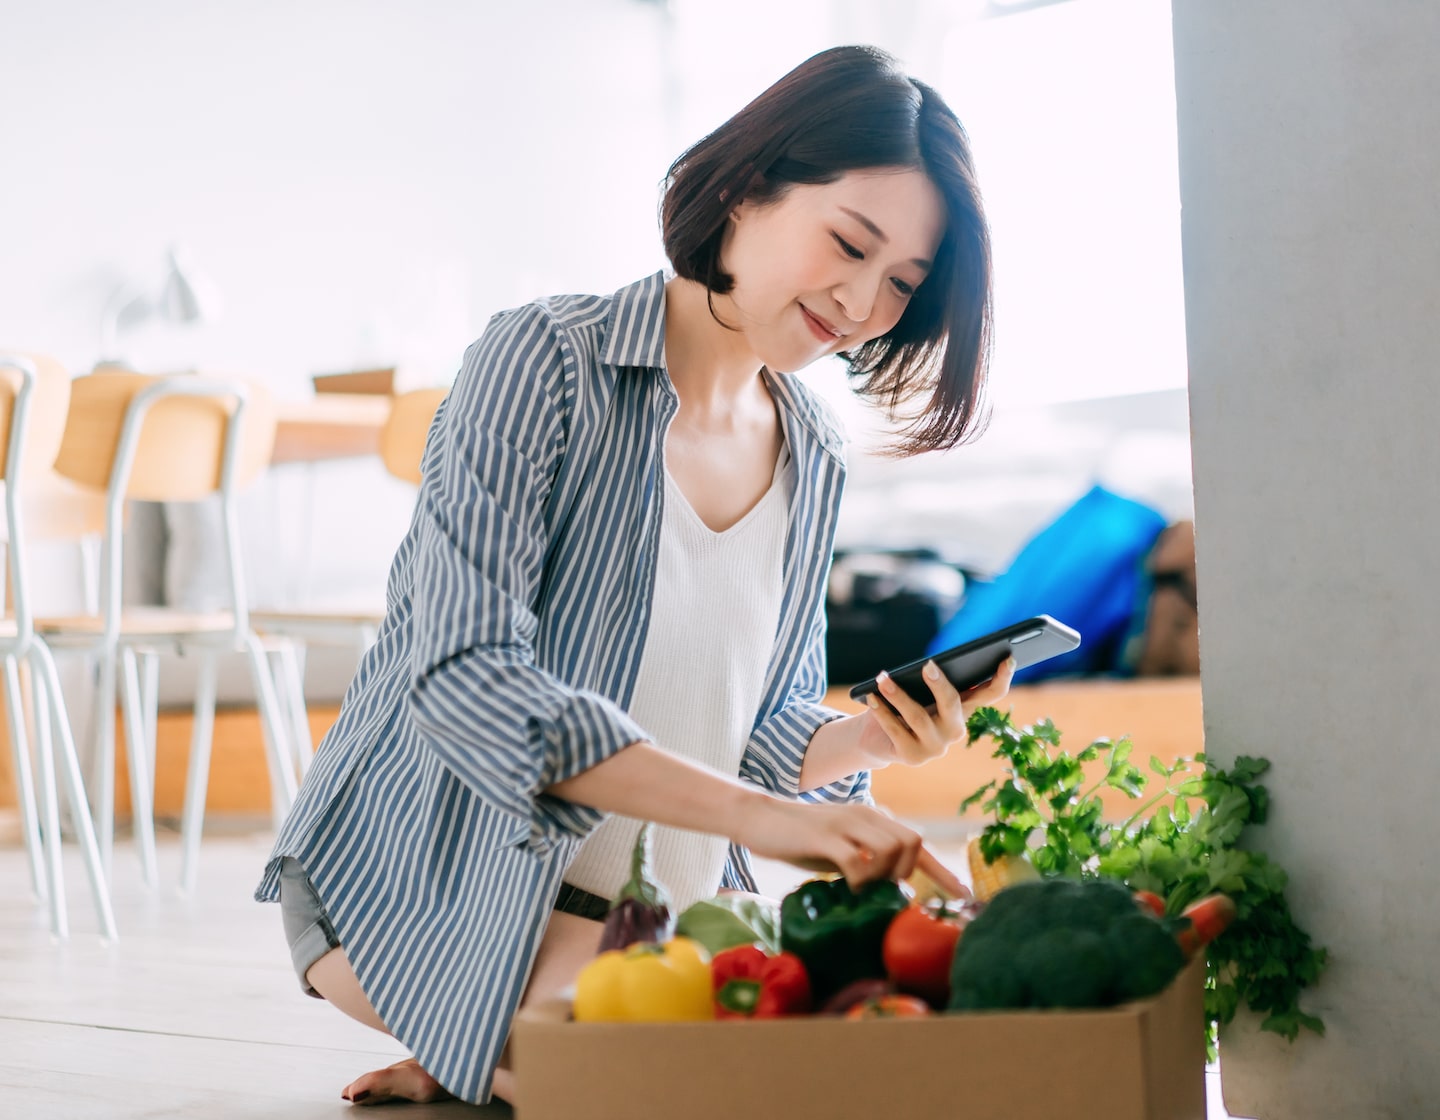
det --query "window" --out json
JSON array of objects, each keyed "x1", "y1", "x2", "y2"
[{"x1": 939, "y1": 0, "x2": 1187, "y2": 409}]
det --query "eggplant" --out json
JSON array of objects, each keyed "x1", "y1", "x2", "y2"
[
  {"x1": 597, "y1": 823, "x2": 674, "y2": 952},
  {"x1": 818, "y1": 978, "x2": 896, "y2": 1016}
]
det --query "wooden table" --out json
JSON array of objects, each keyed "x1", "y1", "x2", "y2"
[{"x1": 270, "y1": 393, "x2": 392, "y2": 465}]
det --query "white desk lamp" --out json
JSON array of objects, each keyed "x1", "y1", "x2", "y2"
[{"x1": 96, "y1": 246, "x2": 219, "y2": 369}]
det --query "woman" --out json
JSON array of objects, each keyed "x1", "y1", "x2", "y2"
[{"x1": 256, "y1": 44, "x2": 1011, "y2": 1107}]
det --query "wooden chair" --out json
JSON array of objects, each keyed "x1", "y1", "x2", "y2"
[
  {"x1": 250, "y1": 387, "x2": 448, "y2": 764},
  {"x1": 0, "y1": 353, "x2": 117, "y2": 940},
  {"x1": 37, "y1": 370, "x2": 299, "y2": 894}
]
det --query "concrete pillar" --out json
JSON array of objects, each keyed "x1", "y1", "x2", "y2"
[{"x1": 1172, "y1": 2, "x2": 1440, "y2": 1116}]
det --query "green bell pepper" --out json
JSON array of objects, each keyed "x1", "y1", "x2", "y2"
[{"x1": 779, "y1": 877, "x2": 909, "y2": 1003}]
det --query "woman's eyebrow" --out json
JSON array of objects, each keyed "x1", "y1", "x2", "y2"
[{"x1": 838, "y1": 206, "x2": 932, "y2": 269}]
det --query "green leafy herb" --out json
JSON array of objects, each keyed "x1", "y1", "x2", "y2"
[{"x1": 962, "y1": 706, "x2": 1328, "y2": 1059}]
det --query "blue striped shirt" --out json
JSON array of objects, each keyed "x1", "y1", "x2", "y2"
[{"x1": 255, "y1": 271, "x2": 870, "y2": 1104}]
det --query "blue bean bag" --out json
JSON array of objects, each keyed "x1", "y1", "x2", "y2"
[{"x1": 926, "y1": 484, "x2": 1168, "y2": 682}]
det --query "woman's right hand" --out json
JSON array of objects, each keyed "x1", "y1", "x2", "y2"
[{"x1": 729, "y1": 795, "x2": 964, "y2": 896}]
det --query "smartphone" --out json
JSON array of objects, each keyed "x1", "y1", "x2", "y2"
[{"x1": 848, "y1": 615, "x2": 1082, "y2": 708}]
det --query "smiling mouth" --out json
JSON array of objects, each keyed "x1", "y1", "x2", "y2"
[{"x1": 801, "y1": 306, "x2": 845, "y2": 343}]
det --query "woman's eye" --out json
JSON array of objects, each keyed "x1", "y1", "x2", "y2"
[
  {"x1": 891, "y1": 278, "x2": 916, "y2": 298},
  {"x1": 833, "y1": 234, "x2": 864, "y2": 260}
]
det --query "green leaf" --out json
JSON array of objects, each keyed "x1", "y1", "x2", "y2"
[
  {"x1": 1205, "y1": 981, "x2": 1241, "y2": 1025},
  {"x1": 1097, "y1": 846, "x2": 1141, "y2": 879},
  {"x1": 1126, "y1": 868, "x2": 1167, "y2": 895},
  {"x1": 959, "y1": 781, "x2": 997, "y2": 814},
  {"x1": 1243, "y1": 858, "x2": 1288, "y2": 894},
  {"x1": 1259, "y1": 1008, "x2": 1326, "y2": 1041},
  {"x1": 1028, "y1": 719, "x2": 1062, "y2": 746},
  {"x1": 995, "y1": 782, "x2": 1037, "y2": 819},
  {"x1": 1206, "y1": 849, "x2": 1252, "y2": 894},
  {"x1": 965, "y1": 706, "x2": 1011, "y2": 747},
  {"x1": 1230, "y1": 756, "x2": 1271, "y2": 784},
  {"x1": 1200, "y1": 788, "x2": 1252, "y2": 846},
  {"x1": 1106, "y1": 762, "x2": 1147, "y2": 799},
  {"x1": 1173, "y1": 776, "x2": 1205, "y2": 799},
  {"x1": 1247, "y1": 784, "x2": 1271, "y2": 826}
]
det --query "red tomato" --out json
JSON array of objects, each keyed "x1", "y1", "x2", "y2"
[
  {"x1": 882, "y1": 900, "x2": 982, "y2": 1007},
  {"x1": 844, "y1": 994, "x2": 931, "y2": 1020},
  {"x1": 1176, "y1": 894, "x2": 1237, "y2": 958},
  {"x1": 1133, "y1": 890, "x2": 1167, "y2": 919}
]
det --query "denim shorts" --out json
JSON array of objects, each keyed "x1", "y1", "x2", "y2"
[
  {"x1": 277, "y1": 857, "x2": 343, "y2": 998},
  {"x1": 277, "y1": 858, "x2": 612, "y2": 997}
]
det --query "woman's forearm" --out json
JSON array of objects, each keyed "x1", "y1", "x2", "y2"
[
  {"x1": 798, "y1": 711, "x2": 890, "y2": 792},
  {"x1": 545, "y1": 741, "x2": 771, "y2": 835},
  {"x1": 546, "y1": 710, "x2": 888, "y2": 832}
]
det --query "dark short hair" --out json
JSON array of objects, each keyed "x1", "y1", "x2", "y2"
[{"x1": 661, "y1": 45, "x2": 992, "y2": 456}]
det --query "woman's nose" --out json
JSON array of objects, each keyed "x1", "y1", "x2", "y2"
[{"x1": 835, "y1": 274, "x2": 880, "y2": 326}]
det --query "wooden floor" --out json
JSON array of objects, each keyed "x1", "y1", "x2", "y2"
[
  {"x1": 0, "y1": 816, "x2": 1236, "y2": 1118},
  {"x1": 0, "y1": 817, "x2": 502, "y2": 1118}
]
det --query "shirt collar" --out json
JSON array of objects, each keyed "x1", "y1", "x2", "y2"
[
  {"x1": 599, "y1": 270, "x2": 847, "y2": 463},
  {"x1": 599, "y1": 271, "x2": 669, "y2": 370}
]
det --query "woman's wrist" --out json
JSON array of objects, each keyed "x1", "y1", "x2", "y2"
[{"x1": 798, "y1": 711, "x2": 893, "y2": 792}]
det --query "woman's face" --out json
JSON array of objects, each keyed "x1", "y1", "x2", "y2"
[{"x1": 719, "y1": 167, "x2": 946, "y2": 374}]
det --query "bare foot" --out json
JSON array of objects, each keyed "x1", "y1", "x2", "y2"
[{"x1": 340, "y1": 1058, "x2": 454, "y2": 1106}]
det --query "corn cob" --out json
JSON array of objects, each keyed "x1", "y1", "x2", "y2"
[{"x1": 966, "y1": 834, "x2": 1039, "y2": 901}]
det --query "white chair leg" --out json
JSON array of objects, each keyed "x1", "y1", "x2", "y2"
[
  {"x1": 275, "y1": 640, "x2": 314, "y2": 777},
  {"x1": 3, "y1": 655, "x2": 47, "y2": 903},
  {"x1": 34, "y1": 643, "x2": 118, "y2": 942},
  {"x1": 118, "y1": 647, "x2": 158, "y2": 888},
  {"x1": 78, "y1": 535, "x2": 101, "y2": 616},
  {"x1": 140, "y1": 648, "x2": 159, "y2": 808},
  {"x1": 178, "y1": 653, "x2": 217, "y2": 896},
  {"x1": 243, "y1": 631, "x2": 297, "y2": 828},
  {"x1": 93, "y1": 653, "x2": 116, "y2": 880},
  {"x1": 29, "y1": 661, "x2": 68, "y2": 940}
]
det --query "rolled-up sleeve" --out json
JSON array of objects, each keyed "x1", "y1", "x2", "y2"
[{"x1": 405, "y1": 305, "x2": 646, "y2": 854}]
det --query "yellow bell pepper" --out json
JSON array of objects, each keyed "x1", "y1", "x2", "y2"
[{"x1": 572, "y1": 936, "x2": 714, "y2": 1022}]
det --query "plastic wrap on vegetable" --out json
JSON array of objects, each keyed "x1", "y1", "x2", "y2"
[
  {"x1": 597, "y1": 823, "x2": 674, "y2": 952},
  {"x1": 675, "y1": 894, "x2": 781, "y2": 956}
]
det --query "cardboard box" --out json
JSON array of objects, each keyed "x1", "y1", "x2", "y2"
[{"x1": 512, "y1": 954, "x2": 1207, "y2": 1120}]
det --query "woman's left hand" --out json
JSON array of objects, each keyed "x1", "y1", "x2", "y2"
[{"x1": 858, "y1": 657, "x2": 1016, "y2": 767}]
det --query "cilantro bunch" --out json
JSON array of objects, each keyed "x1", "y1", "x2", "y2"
[{"x1": 960, "y1": 706, "x2": 1328, "y2": 1057}]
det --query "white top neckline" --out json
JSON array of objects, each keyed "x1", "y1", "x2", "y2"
[{"x1": 663, "y1": 445, "x2": 792, "y2": 539}]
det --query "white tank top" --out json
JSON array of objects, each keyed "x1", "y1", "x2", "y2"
[{"x1": 563, "y1": 442, "x2": 793, "y2": 912}]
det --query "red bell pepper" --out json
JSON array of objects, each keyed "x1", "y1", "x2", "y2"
[{"x1": 711, "y1": 945, "x2": 812, "y2": 1018}]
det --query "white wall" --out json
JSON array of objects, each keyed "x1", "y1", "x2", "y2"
[
  {"x1": 1172, "y1": 3, "x2": 1440, "y2": 1116},
  {"x1": 1, "y1": 0, "x2": 671, "y2": 384}
]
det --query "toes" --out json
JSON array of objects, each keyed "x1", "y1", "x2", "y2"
[
  {"x1": 340, "y1": 1059, "x2": 451, "y2": 1106},
  {"x1": 340, "y1": 1074, "x2": 386, "y2": 1104}
]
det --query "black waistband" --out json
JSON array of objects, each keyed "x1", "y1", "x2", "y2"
[{"x1": 553, "y1": 881, "x2": 612, "y2": 922}]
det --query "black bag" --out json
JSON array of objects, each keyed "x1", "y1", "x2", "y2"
[
  {"x1": 1120, "y1": 520, "x2": 1200, "y2": 676},
  {"x1": 824, "y1": 549, "x2": 968, "y2": 686}
]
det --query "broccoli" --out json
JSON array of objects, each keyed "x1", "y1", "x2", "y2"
[{"x1": 948, "y1": 878, "x2": 1186, "y2": 1011}]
